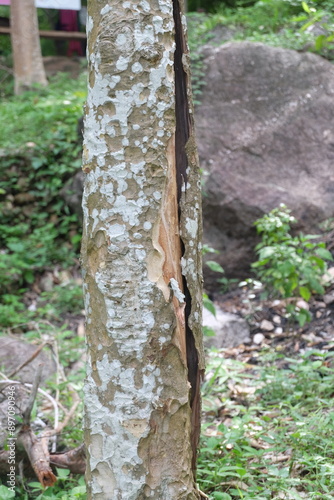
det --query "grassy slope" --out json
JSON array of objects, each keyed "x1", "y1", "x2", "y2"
[{"x1": 1, "y1": 3, "x2": 334, "y2": 497}]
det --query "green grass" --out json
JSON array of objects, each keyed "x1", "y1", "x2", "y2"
[
  {"x1": 1, "y1": 4, "x2": 334, "y2": 497},
  {"x1": 198, "y1": 347, "x2": 334, "y2": 499},
  {"x1": 0, "y1": 72, "x2": 86, "y2": 493},
  {"x1": 0, "y1": 72, "x2": 86, "y2": 149},
  {"x1": 0, "y1": 73, "x2": 85, "y2": 299},
  {"x1": 0, "y1": 283, "x2": 86, "y2": 499},
  {"x1": 187, "y1": 0, "x2": 334, "y2": 63}
]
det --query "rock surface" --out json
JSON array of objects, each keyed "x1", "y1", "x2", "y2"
[
  {"x1": 0, "y1": 337, "x2": 56, "y2": 447},
  {"x1": 203, "y1": 305, "x2": 250, "y2": 348},
  {"x1": 0, "y1": 337, "x2": 56, "y2": 384},
  {"x1": 197, "y1": 42, "x2": 334, "y2": 286}
]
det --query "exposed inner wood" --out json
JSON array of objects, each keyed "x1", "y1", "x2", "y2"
[
  {"x1": 172, "y1": 0, "x2": 201, "y2": 474},
  {"x1": 159, "y1": 135, "x2": 187, "y2": 362}
]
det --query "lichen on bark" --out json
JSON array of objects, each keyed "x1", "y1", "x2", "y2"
[{"x1": 81, "y1": 0, "x2": 203, "y2": 498}]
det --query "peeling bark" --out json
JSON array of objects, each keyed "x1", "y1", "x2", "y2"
[
  {"x1": 81, "y1": 0, "x2": 203, "y2": 498},
  {"x1": 173, "y1": 0, "x2": 204, "y2": 472}
]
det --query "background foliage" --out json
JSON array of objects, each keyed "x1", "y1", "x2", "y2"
[{"x1": 1, "y1": 0, "x2": 334, "y2": 498}]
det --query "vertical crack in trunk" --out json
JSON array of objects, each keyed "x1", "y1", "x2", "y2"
[
  {"x1": 173, "y1": 0, "x2": 201, "y2": 475},
  {"x1": 173, "y1": 0, "x2": 190, "y2": 204}
]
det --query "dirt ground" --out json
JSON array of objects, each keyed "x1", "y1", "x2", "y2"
[{"x1": 43, "y1": 56, "x2": 86, "y2": 79}]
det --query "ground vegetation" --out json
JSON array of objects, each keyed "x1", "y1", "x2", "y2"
[{"x1": 1, "y1": 1, "x2": 334, "y2": 497}]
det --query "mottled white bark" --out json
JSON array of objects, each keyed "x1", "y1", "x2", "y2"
[
  {"x1": 10, "y1": 0, "x2": 47, "y2": 95},
  {"x1": 81, "y1": 0, "x2": 203, "y2": 498}
]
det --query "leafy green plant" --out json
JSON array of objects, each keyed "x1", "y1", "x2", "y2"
[
  {"x1": 251, "y1": 204, "x2": 333, "y2": 325},
  {"x1": 186, "y1": 0, "x2": 334, "y2": 104},
  {"x1": 27, "y1": 472, "x2": 86, "y2": 499},
  {"x1": 39, "y1": 282, "x2": 84, "y2": 317},
  {"x1": 0, "y1": 72, "x2": 86, "y2": 149},
  {"x1": 0, "y1": 223, "x2": 79, "y2": 294},
  {"x1": 0, "y1": 73, "x2": 84, "y2": 299},
  {"x1": 0, "y1": 485, "x2": 15, "y2": 499},
  {"x1": 0, "y1": 316, "x2": 85, "y2": 498},
  {"x1": 206, "y1": 260, "x2": 238, "y2": 293},
  {"x1": 291, "y1": 1, "x2": 334, "y2": 57},
  {"x1": 0, "y1": 293, "x2": 33, "y2": 328},
  {"x1": 186, "y1": 0, "x2": 334, "y2": 58},
  {"x1": 198, "y1": 348, "x2": 334, "y2": 499},
  {"x1": 0, "y1": 316, "x2": 85, "y2": 497},
  {"x1": 187, "y1": 13, "x2": 216, "y2": 103},
  {"x1": 202, "y1": 246, "x2": 218, "y2": 335}
]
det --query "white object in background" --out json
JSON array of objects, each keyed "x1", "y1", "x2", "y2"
[
  {"x1": 0, "y1": 0, "x2": 81, "y2": 8},
  {"x1": 36, "y1": 0, "x2": 81, "y2": 9}
]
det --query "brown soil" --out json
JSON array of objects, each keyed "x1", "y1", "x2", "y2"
[{"x1": 43, "y1": 56, "x2": 86, "y2": 79}]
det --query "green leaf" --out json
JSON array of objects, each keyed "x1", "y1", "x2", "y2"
[
  {"x1": 299, "y1": 286, "x2": 311, "y2": 302},
  {"x1": 309, "y1": 277, "x2": 324, "y2": 295},
  {"x1": 7, "y1": 242, "x2": 25, "y2": 253},
  {"x1": 297, "y1": 308, "x2": 312, "y2": 327},
  {"x1": 71, "y1": 485, "x2": 86, "y2": 495},
  {"x1": 203, "y1": 294, "x2": 216, "y2": 316},
  {"x1": 0, "y1": 486, "x2": 15, "y2": 499},
  {"x1": 309, "y1": 255, "x2": 326, "y2": 270},
  {"x1": 278, "y1": 261, "x2": 295, "y2": 276},
  {"x1": 203, "y1": 326, "x2": 216, "y2": 337},
  {"x1": 251, "y1": 259, "x2": 270, "y2": 268},
  {"x1": 202, "y1": 244, "x2": 219, "y2": 255},
  {"x1": 56, "y1": 467, "x2": 70, "y2": 479},
  {"x1": 315, "y1": 247, "x2": 333, "y2": 261},
  {"x1": 315, "y1": 34, "x2": 327, "y2": 51},
  {"x1": 258, "y1": 246, "x2": 276, "y2": 259},
  {"x1": 206, "y1": 260, "x2": 225, "y2": 274},
  {"x1": 71, "y1": 234, "x2": 82, "y2": 245},
  {"x1": 302, "y1": 1, "x2": 311, "y2": 14},
  {"x1": 31, "y1": 157, "x2": 45, "y2": 170},
  {"x1": 213, "y1": 493, "x2": 232, "y2": 500},
  {"x1": 291, "y1": 14, "x2": 308, "y2": 22},
  {"x1": 291, "y1": 432, "x2": 301, "y2": 439},
  {"x1": 28, "y1": 482, "x2": 43, "y2": 490},
  {"x1": 303, "y1": 234, "x2": 321, "y2": 240},
  {"x1": 24, "y1": 270, "x2": 34, "y2": 284}
]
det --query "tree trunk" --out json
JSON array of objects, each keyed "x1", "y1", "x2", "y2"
[
  {"x1": 81, "y1": 0, "x2": 203, "y2": 498},
  {"x1": 10, "y1": 0, "x2": 47, "y2": 95}
]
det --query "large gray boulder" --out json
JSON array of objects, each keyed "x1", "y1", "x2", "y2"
[
  {"x1": 197, "y1": 42, "x2": 334, "y2": 286},
  {"x1": 203, "y1": 305, "x2": 250, "y2": 348}
]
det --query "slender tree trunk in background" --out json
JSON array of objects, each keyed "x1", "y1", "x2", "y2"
[
  {"x1": 81, "y1": 0, "x2": 203, "y2": 497},
  {"x1": 10, "y1": 0, "x2": 47, "y2": 95}
]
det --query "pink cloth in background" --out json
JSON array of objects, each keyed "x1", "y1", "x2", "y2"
[{"x1": 59, "y1": 10, "x2": 83, "y2": 57}]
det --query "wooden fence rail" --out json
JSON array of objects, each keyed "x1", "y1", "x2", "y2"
[{"x1": 0, "y1": 27, "x2": 86, "y2": 40}]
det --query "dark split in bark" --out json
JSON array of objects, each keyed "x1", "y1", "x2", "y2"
[{"x1": 172, "y1": 0, "x2": 201, "y2": 474}]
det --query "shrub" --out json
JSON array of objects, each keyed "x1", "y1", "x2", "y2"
[{"x1": 252, "y1": 204, "x2": 333, "y2": 324}]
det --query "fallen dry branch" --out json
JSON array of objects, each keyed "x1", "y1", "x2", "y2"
[
  {"x1": 17, "y1": 365, "x2": 57, "y2": 487},
  {"x1": 0, "y1": 344, "x2": 85, "y2": 487},
  {"x1": 50, "y1": 444, "x2": 86, "y2": 475},
  {"x1": 0, "y1": 445, "x2": 86, "y2": 477},
  {"x1": 18, "y1": 427, "x2": 57, "y2": 487}
]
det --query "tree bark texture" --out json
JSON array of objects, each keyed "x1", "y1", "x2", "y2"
[
  {"x1": 10, "y1": 0, "x2": 47, "y2": 95},
  {"x1": 81, "y1": 0, "x2": 203, "y2": 498}
]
